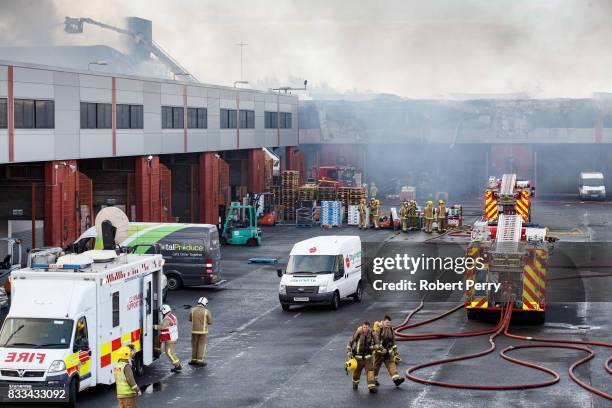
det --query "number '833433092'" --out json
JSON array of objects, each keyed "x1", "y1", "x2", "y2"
[{"x1": 2, "y1": 385, "x2": 67, "y2": 402}]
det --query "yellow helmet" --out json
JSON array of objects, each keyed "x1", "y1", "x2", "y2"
[
  {"x1": 438, "y1": 199, "x2": 444, "y2": 205},
  {"x1": 373, "y1": 320, "x2": 381, "y2": 332},
  {"x1": 117, "y1": 345, "x2": 132, "y2": 360},
  {"x1": 345, "y1": 358, "x2": 358, "y2": 372},
  {"x1": 427, "y1": 200, "x2": 433, "y2": 206}
]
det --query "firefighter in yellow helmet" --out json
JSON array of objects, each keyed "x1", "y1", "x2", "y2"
[
  {"x1": 408, "y1": 200, "x2": 419, "y2": 231},
  {"x1": 113, "y1": 345, "x2": 141, "y2": 408},
  {"x1": 369, "y1": 198, "x2": 381, "y2": 229},
  {"x1": 373, "y1": 315, "x2": 405, "y2": 387},
  {"x1": 423, "y1": 200, "x2": 434, "y2": 233},
  {"x1": 188, "y1": 297, "x2": 212, "y2": 366},
  {"x1": 358, "y1": 198, "x2": 368, "y2": 229},
  {"x1": 346, "y1": 321, "x2": 378, "y2": 393},
  {"x1": 400, "y1": 200, "x2": 410, "y2": 232},
  {"x1": 435, "y1": 199, "x2": 447, "y2": 233}
]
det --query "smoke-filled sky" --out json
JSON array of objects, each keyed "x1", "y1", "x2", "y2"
[{"x1": 1, "y1": 0, "x2": 612, "y2": 98}]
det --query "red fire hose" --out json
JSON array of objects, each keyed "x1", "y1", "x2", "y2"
[{"x1": 394, "y1": 301, "x2": 612, "y2": 400}]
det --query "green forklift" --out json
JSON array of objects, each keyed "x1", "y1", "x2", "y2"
[{"x1": 221, "y1": 203, "x2": 262, "y2": 246}]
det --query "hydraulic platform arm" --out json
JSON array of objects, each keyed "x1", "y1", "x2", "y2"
[{"x1": 64, "y1": 16, "x2": 198, "y2": 82}]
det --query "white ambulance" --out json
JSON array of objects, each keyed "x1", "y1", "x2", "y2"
[
  {"x1": 0, "y1": 248, "x2": 164, "y2": 406},
  {"x1": 278, "y1": 236, "x2": 362, "y2": 311}
]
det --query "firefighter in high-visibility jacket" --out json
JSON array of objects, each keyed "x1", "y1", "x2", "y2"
[
  {"x1": 400, "y1": 200, "x2": 410, "y2": 232},
  {"x1": 435, "y1": 199, "x2": 447, "y2": 233},
  {"x1": 369, "y1": 198, "x2": 381, "y2": 229},
  {"x1": 346, "y1": 321, "x2": 378, "y2": 393},
  {"x1": 408, "y1": 200, "x2": 419, "y2": 230},
  {"x1": 154, "y1": 304, "x2": 182, "y2": 372},
  {"x1": 373, "y1": 316, "x2": 405, "y2": 387},
  {"x1": 113, "y1": 345, "x2": 141, "y2": 408},
  {"x1": 188, "y1": 297, "x2": 212, "y2": 366},
  {"x1": 358, "y1": 198, "x2": 368, "y2": 229},
  {"x1": 423, "y1": 201, "x2": 434, "y2": 233}
]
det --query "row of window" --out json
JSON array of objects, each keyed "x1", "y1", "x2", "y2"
[
  {"x1": 265, "y1": 111, "x2": 292, "y2": 129},
  {"x1": 1, "y1": 98, "x2": 294, "y2": 130},
  {"x1": 162, "y1": 106, "x2": 207, "y2": 129}
]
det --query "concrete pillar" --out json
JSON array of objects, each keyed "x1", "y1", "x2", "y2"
[
  {"x1": 199, "y1": 152, "x2": 220, "y2": 225},
  {"x1": 135, "y1": 156, "x2": 161, "y2": 222},
  {"x1": 247, "y1": 148, "x2": 265, "y2": 193},
  {"x1": 44, "y1": 160, "x2": 79, "y2": 247}
]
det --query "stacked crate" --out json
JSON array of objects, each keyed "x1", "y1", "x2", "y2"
[
  {"x1": 349, "y1": 187, "x2": 366, "y2": 205},
  {"x1": 320, "y1": 200, "x2": 342, "y2": 227},
  {"x1": 281, "y1": 171, "x2": 300, "y2": 221},
  {"x1": 270, "y1": 185, "x2": 281, "y2": 206},
  {"x1": 347, "y1": 205, "x2": 360, "y2": 225},
  {"x1": 298, "y1": 184, "x2": 317, "y2": 201}
]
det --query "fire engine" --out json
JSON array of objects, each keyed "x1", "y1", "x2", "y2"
[
  {"x1": 466, "y1": 174, "x2": 553, "y2": 323},
  {"x1": 484, "y1": 174, "x2": 534, "y2": 223}
]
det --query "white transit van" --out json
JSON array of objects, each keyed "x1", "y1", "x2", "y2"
[
  {"x1": 579, "y1": 172, "x2": 606, "y2": 200},
  {"x1": 0, "y1": 250, "x2": 164, "y2": 406},
  {"x1": 277, "y1": 236, "x2": 362, "y2": 311}
]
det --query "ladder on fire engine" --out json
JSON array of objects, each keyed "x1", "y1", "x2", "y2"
[
  {"x1": 499, "y1": 174, "x2": 517, "y2": 201},
  {"x1": 496, "y1": 214, "x2": 522, "y2": 242}
]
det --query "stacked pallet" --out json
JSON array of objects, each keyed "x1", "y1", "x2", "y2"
[
  {"x1": 318, "y1": 186, "x2": 337, "y2": 202},
  {"x1": 349, "y1": 187, "x2": 366, "y2": 205},
  {"x1": 320, "y1": 200, "x2": 342, "y2": 227},
  {"x1": 269, "y1": 185, "x2": 281, "y2": 206},
  {"x1": 347, "y1": 205, "x2": 360, "y2": 225},
  {"x1": 281, "y1": 171, "x2": 300, "y2": 221},
  {"x1": 296, "y1": 200, "x2": 316, "y2": 226},
  {"x1": 298, "y1": 184, "x2": 317, "y2": 201}
]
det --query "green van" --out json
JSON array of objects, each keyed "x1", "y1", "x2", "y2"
[{"x1": 73, "y1": 223, "x2": 221, "y2": 290}]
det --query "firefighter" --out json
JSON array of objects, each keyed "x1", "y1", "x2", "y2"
[
  {"x1": 373, "y1": 316, "x2": 405, "y2": 387},
  {"x1": 188, "y1": 296, "x2": 212, "y2": 367},
  {"x1": 400, "y1": 200, "x2": 410, "y2": 232},
  {"x1": 435, "y1": 199, "x2": 447, "y2": 233},
  {"x1": 370, "y1": 182, "x2": 378, "y2": 199},
  {"x1": 423, "y1": 201, "x2": 434, "y2": 233},
  {"x1": 346, "y1": 321, "x2": 378, "y2": 393},
  {"x1": 113, "y1": 345, "x2": 141, "y2": 408},
  {"x1": 154, "y1": 304, "x2": 182, "y2": 372},
  {"x1": 358, "y1": 198, "x2": 368, "y2": 229},
  {"x1": 369, "y1": 198, "x2": 381, "y2": 229},
  {"x1": 408, "y1": 200, "x2": 419, "y2": 231}
]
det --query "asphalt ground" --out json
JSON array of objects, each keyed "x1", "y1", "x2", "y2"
[{"x1": 4, "y1": 197, "x2": 612, "y2": 407}]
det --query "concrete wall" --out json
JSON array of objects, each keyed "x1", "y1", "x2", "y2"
[{"x1": 0, "y1": 60, "x2": 299, "y2": 164}]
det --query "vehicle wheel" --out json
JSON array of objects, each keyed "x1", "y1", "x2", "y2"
[
  {"x1": 66, "y1": 378, "x2": 78, "y2": 407},
  {"x1": 281, "y1": 303, "x2": 291, "y2": 312},
  {"x1": 247, "y1": 238, "x2": 257, "y2": 246},
  {"x1": 467, "y1": 309, "x2": 478, "y2": 320},
  {"x1": 133, "y1": 352, "x2": 145, "y2": 377},
  {"x1": 352, "y1": 282, "x2": 363, "y2": 302},
  {"x1": 166, "y1": 274, "x2": 183, "y2": 291},
  {"x1": 330, "y1": 291, "x2": 340, "y2": 310}
]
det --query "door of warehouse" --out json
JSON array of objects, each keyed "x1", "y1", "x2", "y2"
[{"x1": 78, "y1": 172, "x2": 93, "y2": 236}]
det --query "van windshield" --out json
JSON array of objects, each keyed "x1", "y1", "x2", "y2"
[
  {"x1": 582, "y1": 178, "x2": 603, "y2": 187},
  {"x1": 0, "y1": 318, "x2": 73, "y2": 349},
  {"x1": 286, "y1": 255, "x2": 338, "y2": 275}
]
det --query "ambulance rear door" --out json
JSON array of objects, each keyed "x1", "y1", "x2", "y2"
[{"x1": 141, "y1": 273, "x2": 154, "y2": 365}]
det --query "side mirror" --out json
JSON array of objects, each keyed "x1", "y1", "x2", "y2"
[{"x1": 277, "y1": 269, "x2": 283, "y2": 278}]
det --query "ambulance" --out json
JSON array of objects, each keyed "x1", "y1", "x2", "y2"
[
  {"x1": 0, "y1": 208, "x2": 164, "y2": 406},
  {"x1": 277, "y1": 236, "x2": 363, "y2": 311}
]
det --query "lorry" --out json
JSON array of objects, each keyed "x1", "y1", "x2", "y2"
[
  {"x1": 0, "y1": 249, "x2": 164, "y2": 406},
  {"x1": 579, "y1": 171, "x2": 606, "y2": 200},
  {"x1": 277, "y1": 236, "x2": 362, "y2": 311},
  {"x1": 72, "y1": 222, "x2": 221, "y2": 290}
]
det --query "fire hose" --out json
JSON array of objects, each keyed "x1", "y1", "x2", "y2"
[{"x1": 394, "y1": 300, "x2": 611, "y2": 400}]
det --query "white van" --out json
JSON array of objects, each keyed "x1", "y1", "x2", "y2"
[
  {"x1": 0, "y1": 250, "x2": 164, "y2": 406},
  {"x1": 277, "y1": 236, "x2": 362, "y2": 311},
  {"x1": 579, "y1": 172, "x2": 606, "y2": 200}
]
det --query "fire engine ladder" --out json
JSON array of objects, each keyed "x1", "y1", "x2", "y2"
[
  {"x1": 499, "y1": 173, "x2": 517, "y2": 201},
  {"x1": 496, "y1": 214, "x2": 522, "y2": 242}
]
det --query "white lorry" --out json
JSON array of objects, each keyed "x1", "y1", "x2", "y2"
[
  {"x1": 579, "y1": 172, "x2": 606, "y2": 200},
  {"x1": 0, "y1": 249, "x2": 164, "y2": 406},
  {"x1": 278, "y1": 236, "x2": 362, "y2": 311}
]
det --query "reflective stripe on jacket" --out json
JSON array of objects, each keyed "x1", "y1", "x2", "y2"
[
  {"x1": 189, "y1": 305, "x2": 212, "y2": 334},
  {"x1": 114, "y1": 361, "x2": 137, "y2": 398}
]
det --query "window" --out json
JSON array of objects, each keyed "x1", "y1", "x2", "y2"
[
  {"x1": 14, "y1": 99, "x2": 34, "y2": 128},
  {"x1": 80, "y1": 102, "x2": 112, "y2": 129},
  {"x1": 172, "y1": 107, "x2": 184, "y2": 129},
  {"x1": 35, "y1": 100, "x2": 55, "y2": 128},
  {"x1": 279, "y1": 112, "x2": 292, "y2": 129},
  {"x1": 116, "y1": 104, "x2": 143, "y2": 129},
  {"x1": 265, "y1": 111, "x2": 278, "y2": 129},
  {"x1": 74, "y1": 316, "x2": 89, "y2": 351},
  {"x1": 14, "y1": 99, "x2": 54, "y2": 129},
  {"x1": 112, "y1": 291, "x2": 120, "y2": 327},
  {"x1": 220, "y1": 109, "x2": 237, "y2": 129},
  {"x1": 162, "y1": 106, "x2": 172, "y2": 129},
  {"x1": 239, "y1": 110, "x2": 255, "y2": 129},
  {"x1": 0, "y1": 99, "x2": 6, "y2": 128},
  {"x1": 187, "y1": 107, "x2": 207, "y2": 129},
  {"x1": 285, "y1": 112, "x2": 292, "y2": 129}
]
